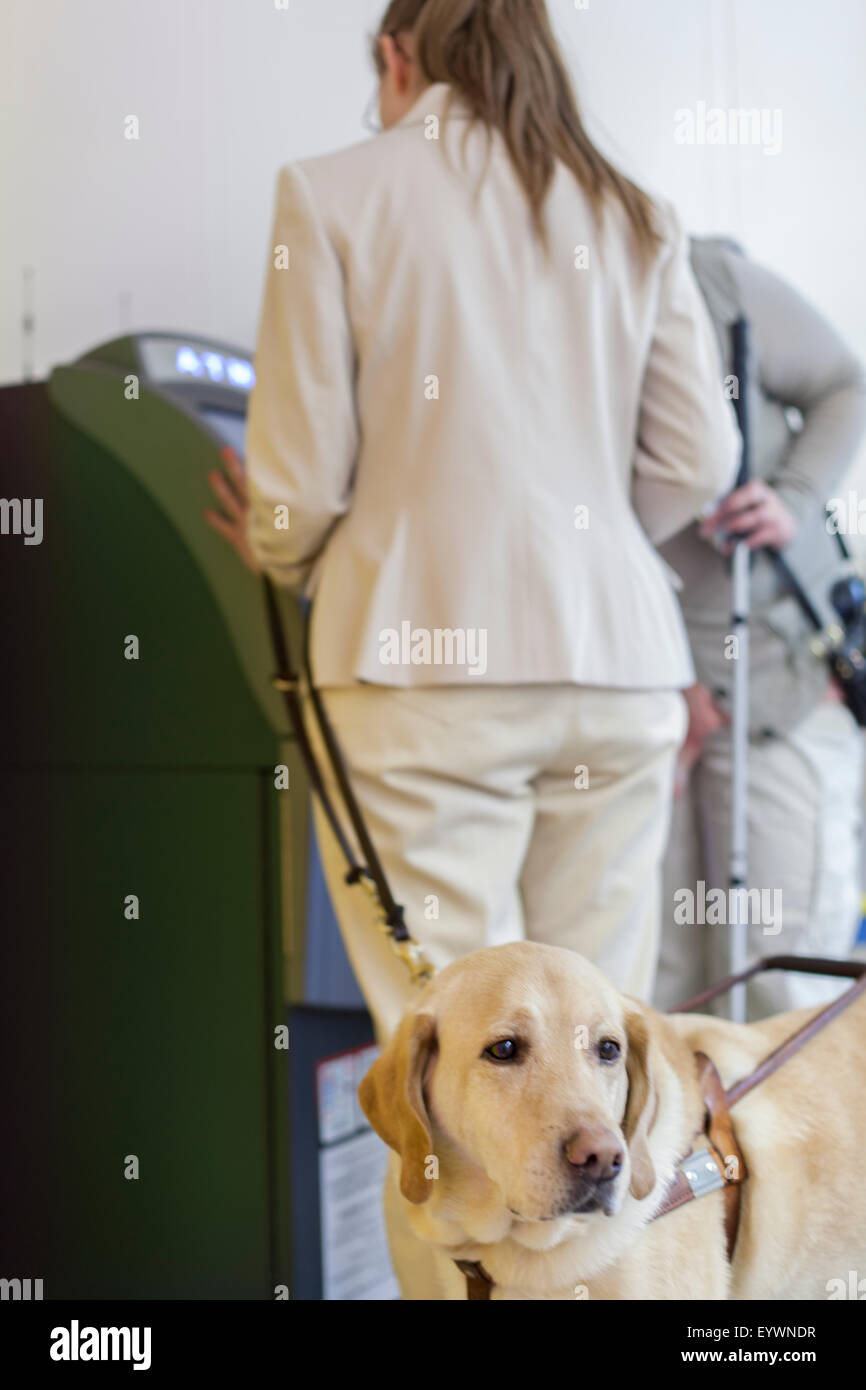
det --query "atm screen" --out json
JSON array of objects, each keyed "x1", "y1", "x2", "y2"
[{"x1": 200, "y1": 406, "x2": 247, "y2": 459}]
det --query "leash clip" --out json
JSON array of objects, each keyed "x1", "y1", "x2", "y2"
[
  {"x1": 272, "y1": 673, "x2": 300, "y2": 693},
  {"x1": 391, "y1": 936, "x2": 435, "y2": 985}
]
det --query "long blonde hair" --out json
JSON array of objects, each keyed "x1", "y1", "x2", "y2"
[{"x1": 372, "y1": 0, "x2": 661, "y2": 261}]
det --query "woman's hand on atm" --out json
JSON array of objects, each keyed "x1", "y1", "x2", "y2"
[{"x1": 205, "y1": 447, "x2": 262, "y2": 574}]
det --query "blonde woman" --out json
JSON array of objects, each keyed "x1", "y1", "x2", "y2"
[{"x1": 208, "y1": 0, "x2": 739, "y2": 1295}]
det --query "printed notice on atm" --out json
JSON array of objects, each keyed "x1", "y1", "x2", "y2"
[{"x1": 316, "y1": 1044, "x2": 399, "y2": 1301}]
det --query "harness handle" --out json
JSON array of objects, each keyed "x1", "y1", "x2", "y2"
[{"x1": 668, "y1": 955, "x2": 866, "y2": 1106}]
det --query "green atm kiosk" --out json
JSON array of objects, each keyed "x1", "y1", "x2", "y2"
[{"x1": 0, "y1": 333, "x2": 389, "y2": 1300}]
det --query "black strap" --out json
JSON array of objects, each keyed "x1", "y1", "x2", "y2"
[
  {"x1": 263, "y1": 577, "x2": 360, "y2": 873},
  {"x1": 730, "y1": 316, "x2": 751, "y2": 489},
  {"x1": 262, "y1": 576, "x2": 410, "y2": 943},
  {"x1": 830, "y1": 506, "x2": 853, "y2": 561},
  {"x1": 766, "y1": 548, "x2": 824, "y2": 629},
  {"x1": 729, "y1": 316, "x2": 827, "y2": 631}
]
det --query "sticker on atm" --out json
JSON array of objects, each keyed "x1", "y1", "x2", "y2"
[{"x1": 315, "y1": 1043, "x2": 380, "y2": 1147}]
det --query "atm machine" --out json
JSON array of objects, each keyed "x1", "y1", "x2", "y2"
[{"x1": 0, "y1": 333, "x2": 396, "y2": 1299}]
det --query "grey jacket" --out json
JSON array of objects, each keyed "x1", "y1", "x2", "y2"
[{"x1": 660, "y1": 237, "x2": 866, "y2": 738}]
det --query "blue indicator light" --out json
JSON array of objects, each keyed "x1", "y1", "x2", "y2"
[
  {"x1": 172, "y1": 343, "x2": 253, "y2": 389},
  {"x1": 176, "y1": 346, "x2": 205, "y2": 377},
  {"x1": 226, "y1": 358, "x2": 255, "y2": 389},
  {"x1": 203, "y1": 352, "x2": 226, "y2": 382}
]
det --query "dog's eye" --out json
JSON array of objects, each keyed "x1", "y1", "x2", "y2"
[
  {"x1": 484, "y1": 1039, "x2": 518, "y2": 1062},
  {"x1": 598, "y1": 1038, "x2": 621, "y2": 1063}
]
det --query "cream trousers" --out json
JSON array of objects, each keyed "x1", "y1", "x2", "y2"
[
  {"x1": 656, "y1": 698, "x2": 864, "y2": 1020},
  {"x1": 304, "y1": 682, "x2": 686, "y2": 1298},
  {"x1": 307, "y1": 683, "x2": 687, "y2": 1040}
]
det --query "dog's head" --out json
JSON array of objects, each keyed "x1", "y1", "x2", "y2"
[{"x1": 359, "y1": 942, "x2": 660, "y2": 1229}]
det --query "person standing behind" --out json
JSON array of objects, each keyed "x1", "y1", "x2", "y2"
[{"x1": 656, "y1": 236, "x2": 866, "y2": 1020}]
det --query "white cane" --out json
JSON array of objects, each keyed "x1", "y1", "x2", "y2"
[{"x1": 729, "y1": 317, "x2": 751, "y2": 1022}]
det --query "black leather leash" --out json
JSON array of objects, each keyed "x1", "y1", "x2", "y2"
[{"x1": 262, "y1": 576, "x2": 434, "y2": 984}]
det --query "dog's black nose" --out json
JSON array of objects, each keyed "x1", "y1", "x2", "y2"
[{"x1": 564, "y1": 1125, "x2": 623, "y2": 1182}]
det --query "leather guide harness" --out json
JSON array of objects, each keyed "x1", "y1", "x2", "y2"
[{"x1": 261, "y1": 581, "x2": 866, "y2": 1300}]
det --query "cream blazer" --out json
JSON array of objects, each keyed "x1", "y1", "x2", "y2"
[{"x1": 245, "y1": 81, "x2": 740, "y2": 688}]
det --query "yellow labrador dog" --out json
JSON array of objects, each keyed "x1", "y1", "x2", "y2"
[{"x1": 360, "y1": 942, "x2": 866, "y2": 1299}]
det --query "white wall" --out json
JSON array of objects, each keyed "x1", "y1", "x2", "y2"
[
  {"x1": 3, "y1": 0, "x2": 865, "y2": 486},
  {"x1": 564, "y1": 0, "x2": 866, "y2": 400}
]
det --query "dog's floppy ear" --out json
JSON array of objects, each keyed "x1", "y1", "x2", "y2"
[
  {"x1": 358, "y1": 1010, "x2": 437, "y2": 1205},
  {"x1": 622, "y1": 1007, "x2": 658, "y2": 1201}
]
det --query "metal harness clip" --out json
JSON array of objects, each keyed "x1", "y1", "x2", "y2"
[
  {"x1": 391, "y1": 936, "x2": 435, "y2": 984},
  {"x1": 679, "y1": 1147, "x2": 725, "y2": 1199}
]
